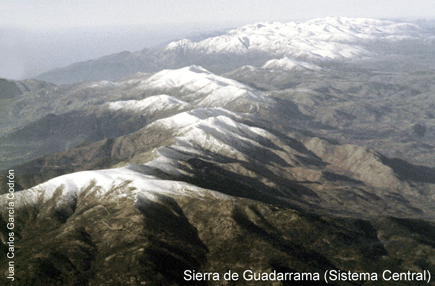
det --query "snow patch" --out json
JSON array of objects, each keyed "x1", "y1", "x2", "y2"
[
  {"x1": 263, "y1": 57, "x2": 321, "y2": 71},
  {"x1": 151, "y1": 107, "x2": 240, "y2": 133},
  {"x1": 89, "y1": 80, "x2": 118, "y2": 88},
  {"x1": 108, "y1": 94, "x2": 191, "y2": 112}
]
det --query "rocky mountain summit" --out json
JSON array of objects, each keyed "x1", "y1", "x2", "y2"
[{"x1": 1, "y1": 17, "x2": 435, "y2": 285}]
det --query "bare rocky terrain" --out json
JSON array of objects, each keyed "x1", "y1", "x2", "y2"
[{"x1": 1, "y1": 17, "x2": 435, "y2": 285}]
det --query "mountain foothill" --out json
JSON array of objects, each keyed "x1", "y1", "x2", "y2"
[{"x1": 1, "y1": 17, "x2": 435, "y2": 285}]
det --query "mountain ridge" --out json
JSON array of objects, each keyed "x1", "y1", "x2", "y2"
[
  {"x1": 2, "y1": 17, "x2": 435, "y2": 285},
  {"x1": 34, "y1": 17, "x2": 435, "y2": 84}
]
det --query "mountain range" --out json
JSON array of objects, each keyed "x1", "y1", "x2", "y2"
[
  {"x1": 35, "y1": 17, "x2": 435, "y2": 84},
  {"x1": 1, "y1": 17, "x2": 435, "y2": 285}
]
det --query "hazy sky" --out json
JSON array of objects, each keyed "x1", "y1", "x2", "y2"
[
  {"x1": 1, "y1": 0, "x2": 435, "y2": 80},
  {"x1": 2, "y1": 0, "x2": 435, "y2": 29}
]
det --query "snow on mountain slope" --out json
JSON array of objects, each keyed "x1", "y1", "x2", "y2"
[
  {"x1": 143, "y1": 65, "x2": 239, "y2": 90},
  {"x1": 89, "y1": 80, "x2": 119, "y2": 88},
  {"x1": 142, "y1": 107, "x2": 274, "y2": 164},
  {"x1": 262, "y1": 57, "x2": 321, "y2": 71},
  {"x1": 137, "y1": 107, "x2": 304, "y2": 175},
  {"x1": 108, "y1": 94, "x2": 191, "y2": 113},
  {"x1": 150, "y1": 107, "x2": 240, "y2": 132},
  {"x1": 140, "y1": 65, "x2": 272, "y2": 106},
  {"x1": 147, "y1": 106, "x2": 286, "y2": 155},
  {"x1": 1, "y1": 166, "x2": 230, "y2": 213},
  {"x1": 165, "y1": 17, "x2": 425, "y2": 60},
  {"x1": 5, "y1": 106, "x2": 296, "y2": 208},
  {"x1": 34, "y1": 17, "x2": 434, "y2": 85},
  {"x1": 4, "y1": 88, "x2": 434, "y2": 220},
  {"x1": 2, "y1": 107, "x2": 280, "y2": 212},
  {"x1": 303, "y1": 17, "x2": 422, "y2": 41}
]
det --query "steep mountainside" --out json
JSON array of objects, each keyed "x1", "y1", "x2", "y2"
[{"x1": 1, "y1": 17, "x2": 435, "y2": 285}]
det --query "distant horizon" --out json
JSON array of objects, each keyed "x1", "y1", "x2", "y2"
[
  {"x1": 2, "y1": 13, "x2": 435, "y2": 80},
  {"x1": 2, "y1": 0, "x2": 435, "y2": 80}
]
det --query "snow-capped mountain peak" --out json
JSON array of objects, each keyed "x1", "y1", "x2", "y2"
[
  {"x1": 165, "y1": 17, "x2": 426, "y2": 61},
  {"x1": 262, "y1": 57, "x2": 322, "y2": 71},
  {"x1": 140, "y1": 65, "x2": 272, "y2": 107},
  {"x1": 142, "y1": 65, "x2": 243, "y2": 89}
]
